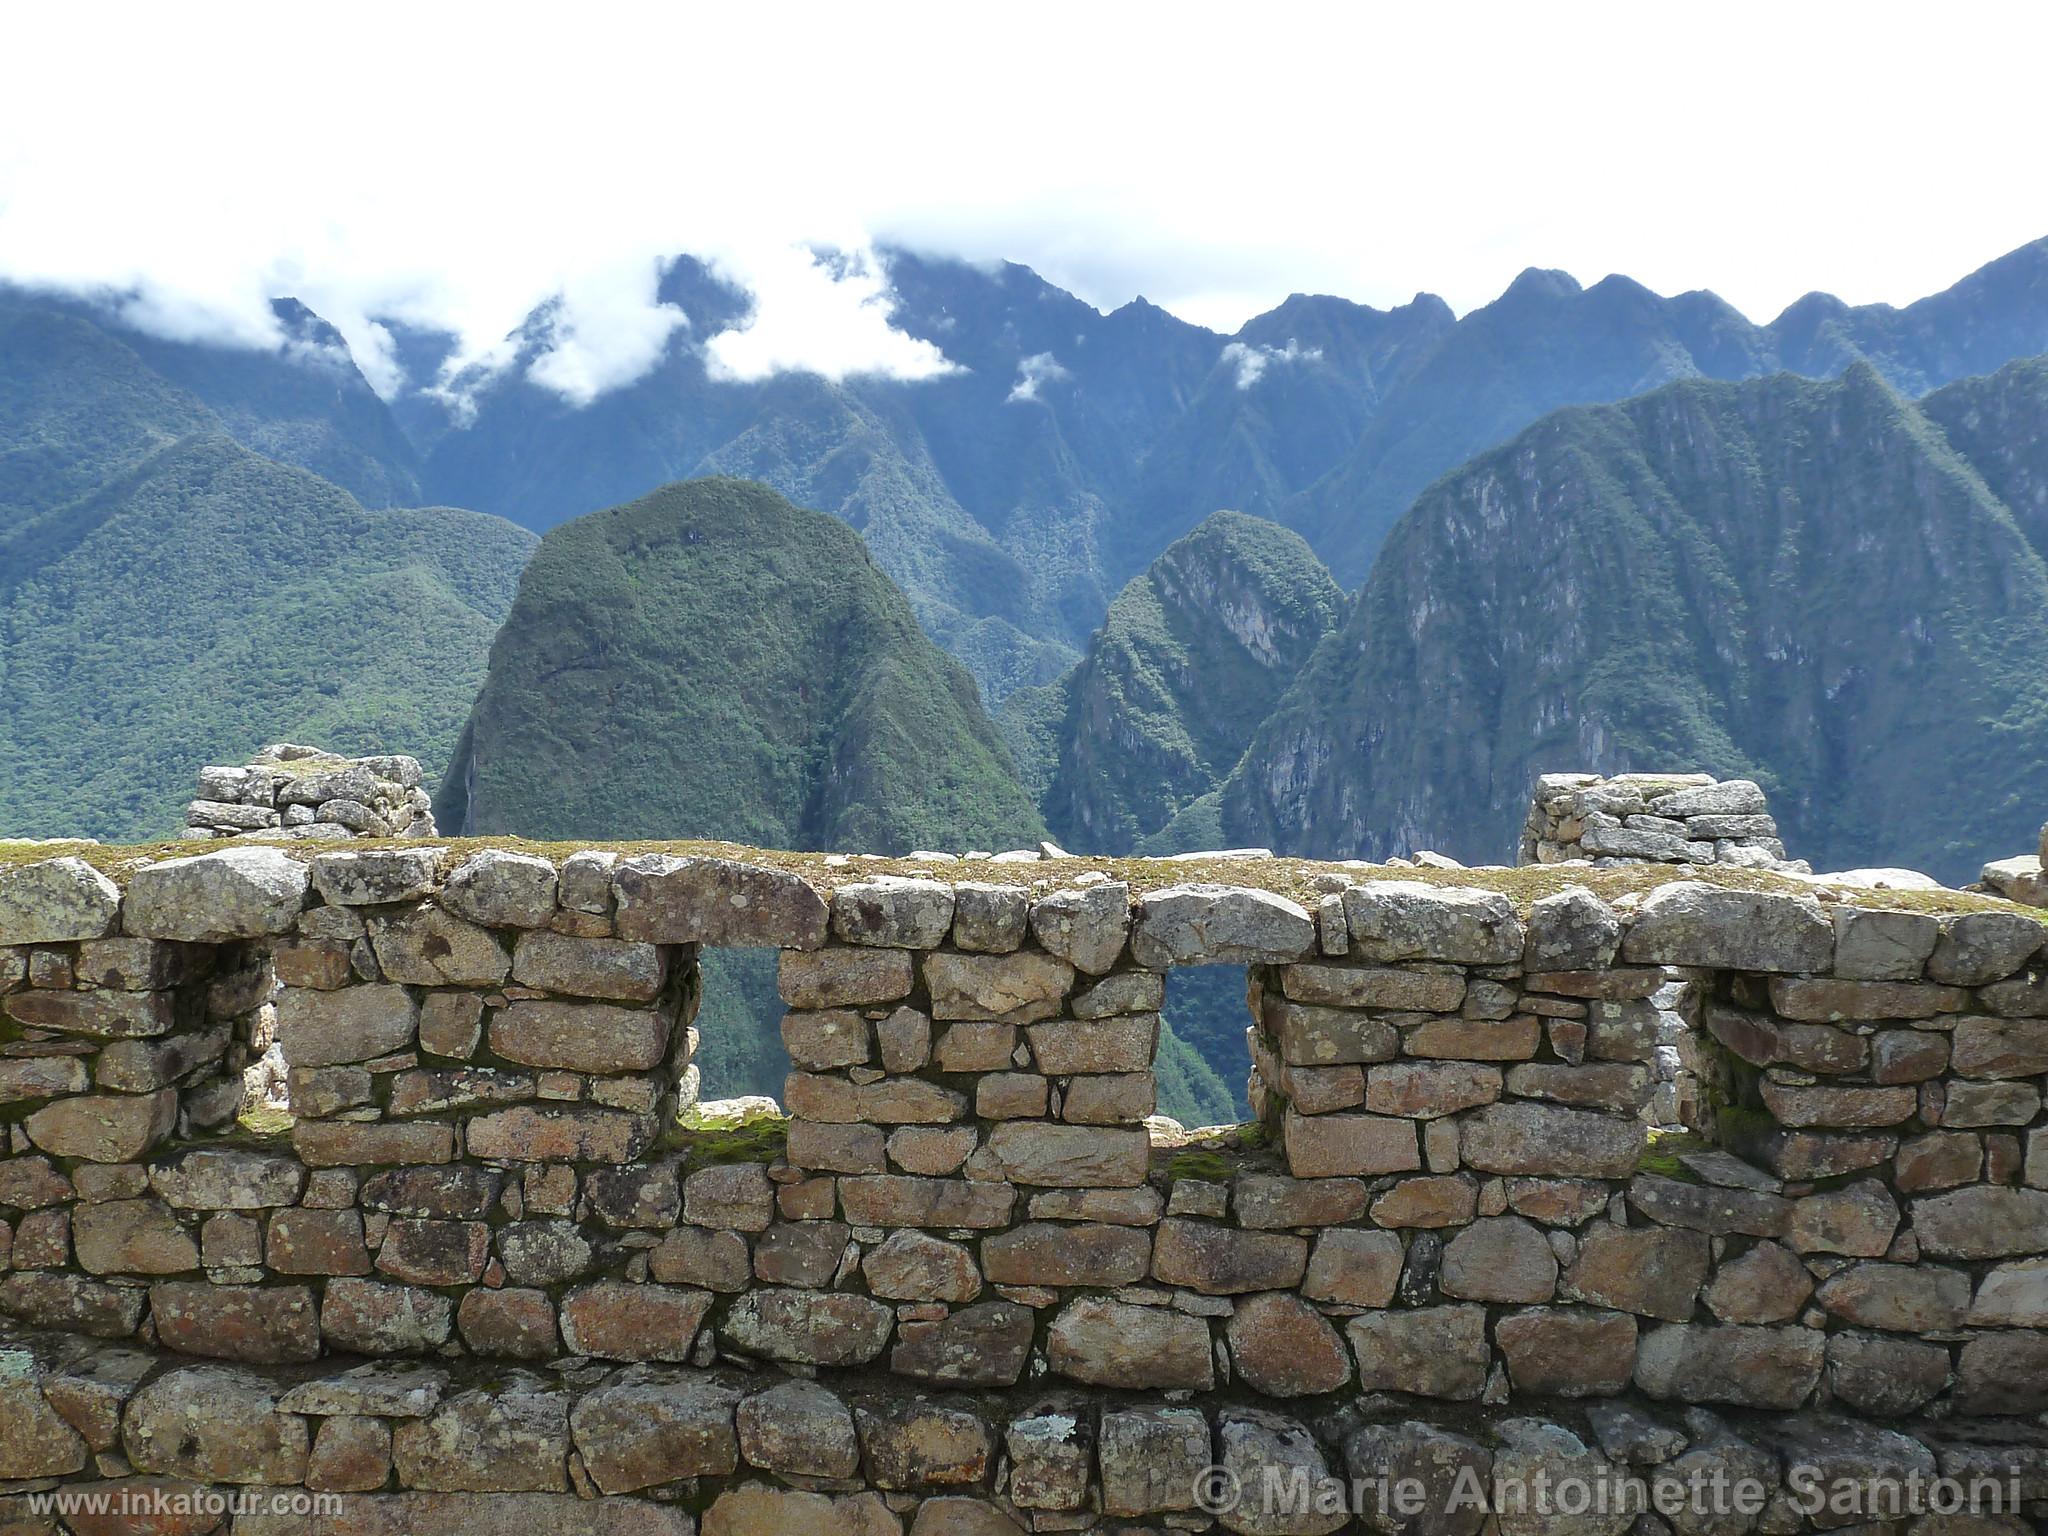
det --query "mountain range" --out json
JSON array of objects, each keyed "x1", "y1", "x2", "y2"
[{"x1": 7, "y1": 236, "x2": 2048, "y2": 1112}]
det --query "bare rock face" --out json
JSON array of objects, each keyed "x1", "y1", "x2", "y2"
[
  {"x1": 123, "y1": 1365, "x2": 310, "y2": 1484},
  {"x1": 736, "y1": 1378, "x2": 860, "y2": 1479},
  {"x1": 0, "y1": 856, "x2": 121, "y2": 943},
  {"x1": 567, "y1": 1366, "x2": 742, "y2": 1494},
  {"x1": 614, "y1": 854, "x2": 828, "y2": 949},
  {"x1": 1226, "y1": 1292, "x2": 1351, "y2": 1396},
  {"x1": 1046, "y1": 1297, "x2": 1214, "y2": 1389},
  {"x1": 1621, "y1": 883, "x2": 1833, "y2": 973},
  {"x1": 1632, "y1": 1324, "x2": 1825, "y2": 1410},
  {"x1": 124, "y1": 846, "x2": 309, "y2": 940},
  {"x1": 391, "y1": 1378, "x2": 570, "y2": 1492},
  {"x1": 1132, "y1": 884, "x2": 1316, "y2": 967}
]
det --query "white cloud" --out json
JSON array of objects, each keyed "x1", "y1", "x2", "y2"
[
  {"x1": 1220, "y1": 339, "x2": 1322, "y2": 390},
  {"x1": 0, "y1": 2, "x2": 2041, "y2": 412},
  {"x1": 1006, "y1": 352, "x2": 1071, "y2": 403},
  {"x1": 701, "y1": 246, "x2": 956, "y2": 384}
]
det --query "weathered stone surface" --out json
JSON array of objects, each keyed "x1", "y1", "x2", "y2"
[
  {"x1": 457, "y1": 1289, "x2": 558, "y2": 1359},
  {"x1": 1282, "y1": 1109, "x2": 1419, "y2": 1178},
  {"x1": 833, "y1": 876, "x2": 955, "y2": 948},
  {"x1": 510, "y1": 930, "x2": 666, "y2": 1002},
  {"x1": 1227, "y1": 1292, "x2": 1351, "y2": 1396},
  {"x1": 1913, "y1": 1186, "x2": 2048, "y2": 1257},
  {"x1": 1627, "y1": 1174, "x2": 1790, "y2": 1237},
  {"x1": 1026, "y1": 1014, "x2": 1157, "y2": 1073},
  {"x1": 1233, "y1": 1173, "x2": 1369, "y2": 1228},
  {"x1": 1633, "y1": 1324, "x2": 1824, "y2": 1409},
  {"x1": 1366, "y1": 1061, "x2": 1501, "y2": 1118},
  {"x1": 1458, "y1": 1101, "x2": 1644, "y2": 1178},
  {"x1": 320, "y1": 1277, "x2": 455, "y2": 1353},
  {"x1": 25, "y1": 1088, "x2": 176, "y2": 1163},
  {"x1": 1496, "y1": 1308, "x2": 1637, "y2": 1398},
  {"x1": 950, "y1": 882, "x2": 1030, "y2": 953},
  {"x1": 277, "y1": 1363, "x2": 449, "y2": 1418},
  {"x1": 1954, "y1": 1332, "x2": 2048, "y2": 1414},
  {"x1": 782, "y1": 1007, "x2": 870, "y2": 1068},
  {"x1": 1349, "y1": 1306, "x2": 1488, "y2": 1400},
  {"x1": 1099, "y1": 1405, "x2": 1210, "y2": 1517},
  {"x1": 1951, "y1": 1015, "x2": 2048, "y2": 1078},
  {"x1": 982, "y1": 1222, "x2": 1151, "y2": 1286},
  {"x1": 1344, "y1": 1422, "x2": 1491, "y2": 1536},
  {"x1": 123, "y1": 1365, "x2": 309, "y2": 1484},
  {"x1": 681, "y1": 1163, "x2": 774, "y2": 1231},
  {"x1": 311, "y1": 847, "x2": 443, "y2": 906},
  {"x1": 569, "y1": 1366, "x2": 741, "y2": 1493},
  {"x1": 559, "y1": 1281, "x2": 711, "y2": 1362},
  {"x1": 146, "y1": 1281, "x2": 317, "y2": 1362},
  {"x1": 1702, "y1": 1240, "x2": 1814, "y2": 1324},
  {"x1": 0, "y1": 857, "x2": 121, "y2": 943},
  {"x1": 856, "y1": 1397, "x2": 992, "y2": 1489},
  {"x1": 376, "y1": 1218, "x2": 489, "y2": 1285},
  {"x1": 1523, "y1": 885, "x2": 1622, "y2": 972},
  {"x1": 1928, "y1": 911, "x2": 2046, "y2": 985},
  {"x1": 5, "y1": 986, "x2": 173, "y2": 1038},
  {"x1": 737, "y1": 1377, "x2": 860, "y2": 1478},
  {"x1": 981, "y1": 1122, "x2": 1149, "y2": 1186},
  {"x1": 1969, "y1": 1257, "x2": 2048, "y2": 1326},
  {"x1": 1029, "y1": 882, "x2": 1130, "y2": 973},
  {"x1": 0, "y1": 1374, "x2": 88, "y2": 1477},
  {"x1": 358, "y1": 1165, "x2": 501, "y2": 1219},
  {"x1": 1825, "y1": 1332, "x2": 1952, "y2": 1415},
  {"x1": 465, "y1": 1105, "x2": 655, "y2": 1163},
  {"x1": 786, "y1": 1072, "x2": 966, "y2": 1125},
  {"x1": 1047, "y1": 1296, "x2": 1214, "y2": 1388},
  {"x1": 779, "y1": 946, "x2": 914, "y2": 1008},
  {"x1": 1301, "y1": 1228, "x2": 1402, "y2": 1307},
  {"x1": 1343, "y1": 881, "x2": 1523, "y2": 964},
  {"x1": 1620, "y1": 882, "x2": 1832, "y2": 972},
  {"x1": 839, "y1": 1175, "x2": 1015, "y2": 1229},
  {"x1": 615, "y1": 854, "x2": 828, "y2": 948},
  {"x1": 1787, "y1": 1180, "x2": 1899, "y2": 1257},
  {"x1": 306, "y1": 1413, "x2": 394, "y2": 1493},
  {"x1": 0, "y1": 1053, "x2": 89, "y2": 1100},
  {"x1": 369, "y1": 906, "x2": 511, "y2": 986},
  {"x1": 1005, "y1": 1398, "x2": 1092, "y2": 1511},
  {"x1": 1262, "y1": 1000, "x2": 1401, "y2": 1065},
  {"x1": 0, "y1": 1272, "x2": 144, "y2": 1336},
  {"x1": 702, "y1": 1486, "x2": 895, "y2": 1536},
  {"x1": 1756, "y1": 1077, "x2": 1918, "y2": 1128},
  {"x1": 125, "y1": 847, "x2": 309, "y2": 940},
  {"x1": 240, "y1": 1490, "x2": 695, "y2": 1536},
  {"x1": 924, "y1": 950, "x2": 1075, "y2": 1024},
  {"x1": 892, "y1": 1300, "x2": 1034, "y2": 1386},
  {"x1": 1277, "y1": 963, "x2": 1465, "y2": 1011},
  {"x1": 71, "y1": 1198, "x2": 199, "y2": 1274},
  {"x1": 1831, "y1": 905, "x2": 1940, "y2": 980},
  {"x1": 392, "y1": 1380, "x2": 570, "y2": 1492},
  {"x1": 1440, "y1": 1216, "x2": 1557, "y2": 1303},
  {"x1": 864, "y1": 1229, "x2": 983, "y2": 1301},
  {"x1": 1132, "y1": 884, "x2": 1315, "y2": 967},
  {"x1": 1214, "y1": 1407, "x2": 1349, "y2": 1535},
  {"x1": 277, "y1": 983, "x2": 419, "y2": 1066},
  {"x1": 1152, "y1": 1218, "x2": 1306, "y2": 1293},
  {"x1": 720, "y1": 1288, "x2": 893, "y2": 1366},
  {"x1": 442, "y1": 849, "x2": 559, "y2": 927},
  {"x1": 1071, "y1": 968, "x2": 1164, "y2": 1018}
]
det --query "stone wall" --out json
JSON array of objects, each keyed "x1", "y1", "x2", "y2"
[
  {"x1": 2, "y1": 843, "x2": 2047, "y2": 1528},
  {"x1": 1521, "y1": 772, "x2": 1807, "y2": 873},
  {"x1": 186, "y1": 745, "x2": 436, "y2": 842}
]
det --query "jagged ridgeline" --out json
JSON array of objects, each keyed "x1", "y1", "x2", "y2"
[
  {"x1": 1005, "y1": 509, "x2": 1344, "y2": 856},
  {"x1": 0, "y1": 289, "x2": 530, "y2": 841},
  {"x1": 433, "y1": 477, "x2": 1234, "y2": 1119},
  {"x1": 1218, "y1": 362, "x2": 2048, "y2": 882}
]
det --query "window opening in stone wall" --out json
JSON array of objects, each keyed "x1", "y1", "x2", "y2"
[{"x1": 1160, "y1": 963, "x2": 1249, "y2": 1128}]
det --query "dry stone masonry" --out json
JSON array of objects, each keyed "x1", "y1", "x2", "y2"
[
  {"x1": 185, "y1": 744, "x2": 437, "y2": 842},
  {"x1": 1521, "y1": 772, "x2": 1809, "y2": 873},
  {"x1": 1975, "y1": 820, "x2": 2048, "y2": 910},
  {"x1": 1, "y1": 839, "x2": 2046, "y2": 1530}
]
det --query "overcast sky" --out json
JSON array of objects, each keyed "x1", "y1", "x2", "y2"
[{"x1": 3, "y1": 1, "x2": 2042, "y2": 403}]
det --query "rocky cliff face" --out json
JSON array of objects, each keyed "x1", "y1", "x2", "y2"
[
  {"x1": 1220, "y1": 363, "x2": 2048, "y2": 882},
  {"x1": 1031, "y1": 511, "x2": 1342, "y2": 854}
]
